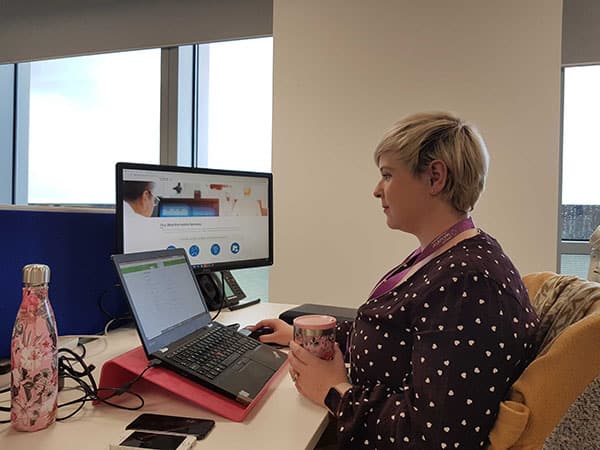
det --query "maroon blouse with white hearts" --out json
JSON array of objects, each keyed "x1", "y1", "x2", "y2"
[{"x1": 334, "y1": 231, "x2": 539, "y2": 449}]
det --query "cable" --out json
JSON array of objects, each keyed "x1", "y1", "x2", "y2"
[
  {"x1": 62, "y1": 334, "x2": 109, "y2": 342},
  {"x1": 104, "y1": 318, "x2": 117, "y2": 335},
  {"x1": 0, "y1": 348, "x2": 160, "y2": 424},
  {"x1": 58, "y1": 334, "x2": 109, "y2": 359},
  {"x1": 98, "y1": 283, "x2": 132, "y2": 335},
  {"x1": 98, "y1": 283, "x2": 123, "y2": 319},
  {"x1": 210, "y1": 271, "x2": 226, "y2": 322},
  {"x1": 56, "y1": 347, "x2": 159, "y2": 416}
]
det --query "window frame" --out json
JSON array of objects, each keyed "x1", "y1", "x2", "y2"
[
  {"x1": 558, "y1": 65, "x2": 597, "y2": 273},
  {"x1": 0, "y1": 65, "x2": 15, "y2": 204},
  {"x1": 2, "y1": 48, "x2": 181, "y2": 206}
]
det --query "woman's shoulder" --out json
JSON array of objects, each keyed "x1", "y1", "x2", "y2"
[
  {"x1": 441, "y1": 230, "x2": 518, "y2": 274},
  {"x1": 420, "y1": 230, "x2": 528, "y2": 302}
]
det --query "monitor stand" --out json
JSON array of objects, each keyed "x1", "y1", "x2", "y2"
[
  {"x1": 221, "y1": 271, "x2": 262, "y2": 311},
  {"x1": 196, "y1": 270, "x2": 260, "y2": 311},
  {"x1": 227, "y1": 297, "x2": 261, "y2": 311}
]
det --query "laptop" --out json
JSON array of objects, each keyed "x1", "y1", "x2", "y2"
[{"x1": 112, "y1": 248, "x2": 286, "y2": 406}]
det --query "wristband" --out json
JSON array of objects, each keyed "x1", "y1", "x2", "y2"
[{"x1": 324, "y1": 382, "x2": 351, "y2": 416}]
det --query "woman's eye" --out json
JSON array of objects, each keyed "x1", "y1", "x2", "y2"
[{"x1": 381, "y1": 173, "x2": 391, "y2": 180}]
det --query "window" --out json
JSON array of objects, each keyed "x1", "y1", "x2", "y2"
[
  {"x1": 194, "y1": 37, "x2": 273, "y2": 300},
  {"x1": 2, "y1": 38, "x2": 274, "y2": 207},
  {"x1": 195, "y1": 37, "x2": 273, "y2": 172},
  {"x1": 25, "y1": 49, "x2": 161, "y2": 205},
  {"x1": 559, "y1": 65, "x2": 600, "y2": 277}
]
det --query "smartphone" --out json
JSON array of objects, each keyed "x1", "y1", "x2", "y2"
[
  {"x1": 126, "y1": 413, "x2": 215, "y2": 440},
  {"x1": 110, "y1": 431, "x2": 195, "y2": 450}
]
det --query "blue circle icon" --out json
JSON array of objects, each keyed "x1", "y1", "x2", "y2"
[
  {"x1": 189, "y1": 245, "x2": 200, "y2": 257},
  {"x1": 230, "y1": 242, "x2": 240, "y2": 254},
  {"x1": 210, "y1": 244, "x2": 221, "y2": 256},
  {"x1": 167, "y1": 245, "x2": 176, "y2": 250}
]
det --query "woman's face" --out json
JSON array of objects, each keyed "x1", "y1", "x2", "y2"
[{"x1": 373, "y1": 154, "x2": 431, "y2": 232}]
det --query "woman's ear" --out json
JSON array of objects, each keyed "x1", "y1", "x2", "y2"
[{"x1": 427, "y1": 160, "x2": 448, "y2": 195}]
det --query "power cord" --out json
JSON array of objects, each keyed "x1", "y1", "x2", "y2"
[
  {"x1": 210, "y1": 272, "x2": 227, "y2": 322},
  {"x1": 0, "y1": 347, "x2": 160, "y2": 424},
  {"x1": 99, "y1": 283, "x2": 132, "y2": 334}
]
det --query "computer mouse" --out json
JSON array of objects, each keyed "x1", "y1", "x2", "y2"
[{"x1": 248, "y1": 326, "x2": 274, "y2": 341}]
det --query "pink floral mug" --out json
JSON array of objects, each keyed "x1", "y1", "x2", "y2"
[{"x1": 293, "y1": 315, "x2": 336, "y2": 360}]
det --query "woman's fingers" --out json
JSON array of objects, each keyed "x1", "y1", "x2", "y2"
[
  {"x1": 287, "y1": 348, "x2": 304, "y2": 373},
  {"x1": 289, "y1": 340, "x2": 315, "y2": 365},
  {"x1": 250, "y1": 319, "x2": 271, "y2": 330}
]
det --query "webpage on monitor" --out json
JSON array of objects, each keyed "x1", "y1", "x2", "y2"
[{"x1": 121, "y1": 167, "x2": 270, "y2": 269}]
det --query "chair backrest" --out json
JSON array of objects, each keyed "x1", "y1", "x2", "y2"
[
  {"x1": 487, "y1": 272, "x2": 600, "y2": 450},
  {"x1": 589, "y1": 225, "x2": 600, "y2": 283}
]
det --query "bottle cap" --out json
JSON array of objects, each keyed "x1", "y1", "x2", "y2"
[{"x1": 23, "y1": 264, "x2": 51, "y2": 286}]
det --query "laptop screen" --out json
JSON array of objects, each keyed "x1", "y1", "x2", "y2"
[{"x1": 114, "y1": 250, "x2": 212, "y2": 355}]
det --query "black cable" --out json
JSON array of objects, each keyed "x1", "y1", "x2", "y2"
[
  {"x1": 210, "y1": 271, "x2": 226, "y2": 322},
  {"x1": 98, "y1": 283, "x2": 132, "y2": 333},
  {"x1": 56, "y1": 347, "x2": 159, "y2": 417},
  {"x1": 98, "y1": 283, "x2": 122, "y2": 320},
  {"x1": 0, "y1": 348, "x2": 160, "y2": 424},
  {"x1": 77, "y1": 341, "x2": 87, "y2": 359}
]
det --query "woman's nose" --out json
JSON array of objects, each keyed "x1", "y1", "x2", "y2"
[{"x1": 373, "y1": 181, "x2": 382, "y2": 198}]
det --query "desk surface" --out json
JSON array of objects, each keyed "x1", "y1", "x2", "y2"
[{"x1": 0, "y1": 303, "x2": 330, "y2": 450}]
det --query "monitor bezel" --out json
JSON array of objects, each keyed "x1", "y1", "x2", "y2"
[{"x1": 116, "y1": 162, "x2": 273, "y2": 274}]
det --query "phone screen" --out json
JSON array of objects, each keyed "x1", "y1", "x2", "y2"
[
  {"x1": 126, "y1": 413, "x2": 215, "y2": 440},
  {"x1": 119, "y1": 431, "x2": 187, "y2": 449}
]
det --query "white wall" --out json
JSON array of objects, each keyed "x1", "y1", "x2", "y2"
[{"x1": 271, "y1": 0, "x2": 563, "y2": 307}]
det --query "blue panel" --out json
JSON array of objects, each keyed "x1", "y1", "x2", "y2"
[
  {"x1": 190, "y1": 205, "x2": 218, "y2": 216},
  {"x1": 0, "y1": 208, "x2": 129, "y2": 359}
]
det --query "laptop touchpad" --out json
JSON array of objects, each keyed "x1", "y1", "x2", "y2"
[
  {"x1": 249, "y1": 346, "x2": 286, "y2": 370},
  {"x1": 219, "y1": 358, "x2": 274, "y2": 398}
]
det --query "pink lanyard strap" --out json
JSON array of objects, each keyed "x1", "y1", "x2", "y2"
[{"x1": 368, "y1": 217, "x2": 475, "y2": 300}]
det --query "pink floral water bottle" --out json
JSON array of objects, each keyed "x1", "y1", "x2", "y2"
[{"x1": 10, "y1": 264, "x2": 58, "y2": 431}]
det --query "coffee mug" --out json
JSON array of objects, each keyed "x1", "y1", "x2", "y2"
[{"x1": 293, "y1": 315, "x2": 336, "y2": 360}]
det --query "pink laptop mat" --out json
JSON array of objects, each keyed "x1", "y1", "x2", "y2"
[{"x1": 96, "y1": 345, "x2": 288, "y2": 422}]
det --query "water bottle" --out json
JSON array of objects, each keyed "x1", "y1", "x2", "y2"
[{"x1": 10, "y1": 264, "x2": 59, "y2": 432}]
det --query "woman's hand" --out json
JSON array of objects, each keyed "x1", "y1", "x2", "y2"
[
  {"x1": 288, "y1": 341, "x2": 349, "y2": 406},
  {"x1": 248, "y1": 318, "x2": 293, "y2": 346}
]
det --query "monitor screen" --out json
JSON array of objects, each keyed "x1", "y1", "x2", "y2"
[{"x1": 116, "y1": 162, "x2": 273, "y2": 274}]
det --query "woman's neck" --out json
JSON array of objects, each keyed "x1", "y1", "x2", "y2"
[{"x1": 415, "y1": 211, "x2": 469, "y2": 250}]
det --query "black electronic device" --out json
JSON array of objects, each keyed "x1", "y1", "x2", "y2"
[
  {"x1": 196, "y1": 270, "x2": 246, "y2": 311},
  {"x1": 279, "y1": 303, "x2": 358, "y2": 325},
  {"x1": 126, "y1": 413, "x2": 215, "y2": 440},
  {"x1": 247, "y1": 326, "x2": 274, "y2": 341},
  {"x1": 115, "y1": 162, "x2": 272, "y2": 310}
]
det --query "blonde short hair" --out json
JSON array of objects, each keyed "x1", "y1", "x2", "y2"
[{"x1": 374, "y1": 111, "x2": 489, "y2": 213}]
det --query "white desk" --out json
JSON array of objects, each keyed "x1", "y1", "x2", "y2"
[{"x1": 0, "y1": 303, "x2": 330, "y2": 450}]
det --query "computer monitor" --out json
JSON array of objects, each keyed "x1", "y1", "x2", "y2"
[{"x1": 115, "y1": 162, "x2": 273, "y2": 309}]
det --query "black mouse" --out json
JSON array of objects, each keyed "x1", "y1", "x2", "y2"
[{"x1": 248, "y1": 326, "x2": 274, "y2": 340}]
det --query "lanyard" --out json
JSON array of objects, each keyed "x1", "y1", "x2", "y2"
[{"x1": 368, "y1": 217, "x2": 475, "y2": 300}]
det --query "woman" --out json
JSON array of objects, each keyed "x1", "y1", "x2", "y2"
[{"x1": 251, "y1": 112, "x2": 539, "y2": 449}]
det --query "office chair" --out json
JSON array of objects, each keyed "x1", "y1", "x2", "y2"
[
  {"x1": 588, "y1": 225, "x2": 600, "y2": 283},
  {"x1": 487, "y1": 272, "x2": 600, "y2": 449}
]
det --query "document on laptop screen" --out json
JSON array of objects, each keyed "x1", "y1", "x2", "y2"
[{"x1": 119, "y1": 255, "x2": 208, "y2": 340}]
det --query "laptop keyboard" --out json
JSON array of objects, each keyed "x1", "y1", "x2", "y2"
[{"x1": 169, "y1": 326, "x2": 260, "y2": 379}]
